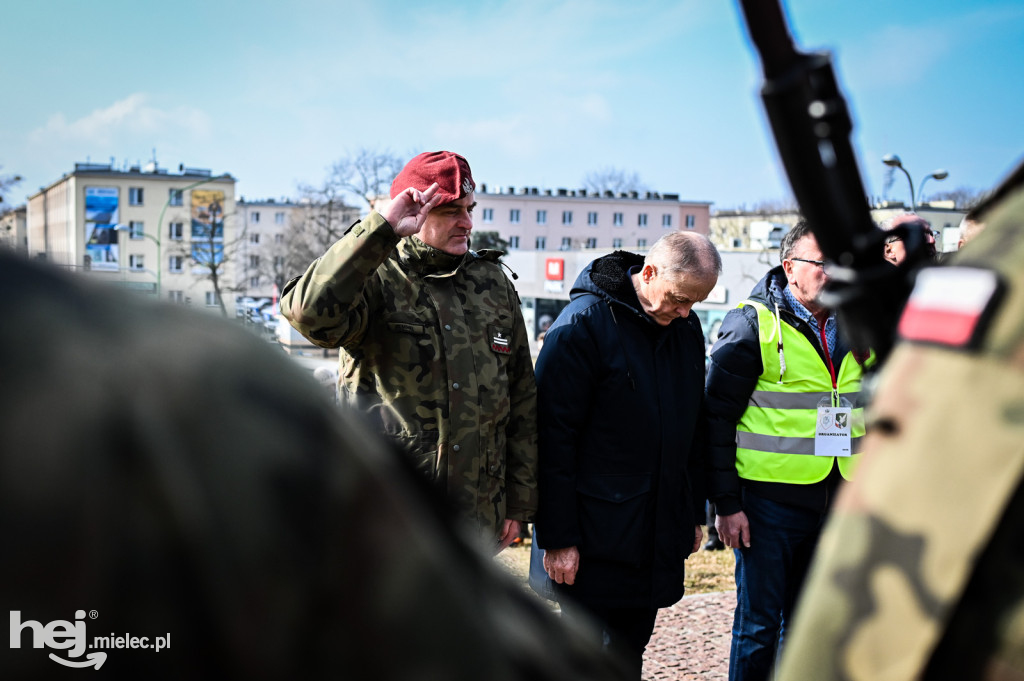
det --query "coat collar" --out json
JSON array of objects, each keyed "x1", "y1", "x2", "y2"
[{"x1": 396, "y1": 235, "x2": 467, "y2": 278}]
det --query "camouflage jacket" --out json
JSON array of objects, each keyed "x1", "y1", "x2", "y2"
[
  {"x1": 777, "y1": 170, "x2": 1024, "y2": 680},
  {"x1": 2, "y1": 250, "x2": 626, "y2": 681},
  {"x1": 281, "y1": 211, "x2": 538, "y2": 538}
]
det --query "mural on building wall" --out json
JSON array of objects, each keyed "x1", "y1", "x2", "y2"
[
  {"x1": 84, "y1": 186, "x2": 119, "y2": 271},
  {"x1": 191, "y1": 189, "x2": 225, "y2": 267}
]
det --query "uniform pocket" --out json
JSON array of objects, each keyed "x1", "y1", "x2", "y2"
[
  {"x1": 387, "y1": 431, "x2": 440, "y2": 480},
  {"x1": 576, "y1": 473, "x2": 654, "y2": 564}
]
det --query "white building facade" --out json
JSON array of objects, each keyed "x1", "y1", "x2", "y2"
[{"x1": 27, "y1": 162, "x2": 237, "y2": 309}]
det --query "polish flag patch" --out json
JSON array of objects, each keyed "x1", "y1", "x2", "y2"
[{"x1": 898, "y1": 267, "x2": 1002, "y2": 348}]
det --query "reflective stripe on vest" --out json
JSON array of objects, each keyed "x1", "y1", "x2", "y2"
[{"x1": 735, "y1": 300, "x2": 871, "y2": 484}]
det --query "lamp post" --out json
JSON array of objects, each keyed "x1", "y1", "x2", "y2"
[
  {"x1": 882, "y1": 154, "x2": 949, "y2": 212},
  {"x1": 112, "y1": 224, "x2": 161, "y2": 294},
  {"x1": 917, "y1": 169, "x2": 949, "y2": 207},
  {"x1": 155, "y1": 173, "x2": 232, "y2": 299},
  {"x1": 882, "y1": 154, "x2": 916, "y2": 211}
]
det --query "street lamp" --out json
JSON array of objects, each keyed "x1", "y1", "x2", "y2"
[
  {"x1": 917, "y1": 169, "x2": 949, "y2": 207},
  {"x1": 882, "y1": 154, "x2": 916, "y2": 211},
  {"x1": 113, "y1": 224, "x2": 162, "y2": 293},
  {"x1": 155, "y1": 173, "x2": 232, "y2": 299},
  {"x1": 882, "y1": 154, "x2": 949, "y2": 212}
]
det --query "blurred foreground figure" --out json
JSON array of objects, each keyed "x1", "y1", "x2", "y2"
[
  {"x1": 1, "y1": 251, "x2": 626, "y2": 681},
  {"x1": 777, "y1": 160, "x2": 1024, "y2": 681}
]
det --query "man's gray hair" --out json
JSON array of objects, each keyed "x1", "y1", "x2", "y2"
[
  {"x1": 878, "y1": 212, "x2": 919, "y2": 232},
  {"x1": 779, "y1": 220, "x2": 813, "y2": 263},
  {"x1": 645, "y1": 231, "x2": 722, "y2": 280}
]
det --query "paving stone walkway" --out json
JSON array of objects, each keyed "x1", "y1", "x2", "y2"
[{"x1": 643, "y1": 590, "x2": 736, "y2": 680}]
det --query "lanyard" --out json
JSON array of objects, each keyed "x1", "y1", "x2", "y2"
[{"x1": 819, "y1": 323, "x2": 839, "y2": 406}]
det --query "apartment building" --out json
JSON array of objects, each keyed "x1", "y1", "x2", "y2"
[
  {"x1": 235, "y1": 197, "x2": 301, "y2": 298},
  {"x1": 472, "y1": 184, "x2": 711, "y2": 252},
  {"x1": 27, "y1": 161, "x2": 236, "y2": 308},
  {"x1": 0, "y1": 205, "x2": 27, "y2": 253}
]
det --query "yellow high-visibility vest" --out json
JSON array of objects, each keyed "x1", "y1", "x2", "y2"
[{"x1": 735, "y1": 300, "x2": 872, "y2": 484}]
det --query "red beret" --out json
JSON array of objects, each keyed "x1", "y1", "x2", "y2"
[{"x1": 390, "y1": 151, "x2": 475, "y2": 206}]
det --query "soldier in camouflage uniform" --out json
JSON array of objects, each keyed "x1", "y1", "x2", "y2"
[
  {"x1": 776, "y1": 160, "x2": 1024, "y2": 681},
  {"x1": 280, "y1": 151, "x2": 537, "y2": 548},
  {"x1": 2, "y1": 249, "x2": 626, "y2": 680}
]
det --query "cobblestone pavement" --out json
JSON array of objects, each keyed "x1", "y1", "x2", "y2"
[{"x1": 643, "y1": 590, "x2": 736, "y2": 680}]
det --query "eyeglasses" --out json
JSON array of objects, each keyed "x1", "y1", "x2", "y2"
[{"x1": 789, "y1": 258, "x2": 825, "y2": 267}]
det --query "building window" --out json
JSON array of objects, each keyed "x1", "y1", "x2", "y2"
[
  {"x1": 508, "y1": 236, "x2": 520, "y2": 249},
  {"x1": 662, "y1": 214, "x2": 672, "y2": 228},
  {"x1": 205, "y1": 292, "x2": 218, "y2": 307},
  {"x1": 562, "y1": 211, "x2": 573, "y2": 225},
  {"x1": 560, "y1": 236, "x2": 572, "y2": 250},
  {"x1": 509, "y1": 209, "x2": 521, "y2": 224},
  {"x1": 129, "y1": 221, "x2": 145, "y2": 239},
  {"x1": 274, "y1": 234, "x2": 284, "y2": 244},
  {"x1": 129, "y1": 254, "x2": 144, "y2": 271},
  {"x1": 250, "y1": 276, "x2": 261, "y2": 288},
  {"x1": 167, "y1": 290, "x2": 184, "y2": 303},
  {"x1": 637, "y1": 238, "x2": 647, "y2": 248},
  {"x1": 638, "y1": 213, "x2": 648, "y2": 227},
  {"x1": 587, "y1": 211, "x2": 598, "y2": 225},
  {"x1": 536, "y1": 236, "x2": 547, "y2": 250},
  {"x1": 249, "y1": 233, "x2": 260, "y2": 244},
  {"x1": 585, "y1": 237, "x2": 597, "y2": 248},
  {"x1": 169, "y1": 189, "x2": 183, "y2": 206},
  {"x1": 275, "y1": 212, "x2": 285, "y2": 224},
  {"x1": 249, "y1": 255, "x2": 260, "y2": 268},
  {"x1": 129, "y1": 187, "x2": 144, "y2": 205},
  {"x1": 537, "y1": 209, "x2": 547, "y2": 225},
  {"x1": 686, "y1": 214, "x2": 696, "y2": 229},
  {"x1": 612, "y1": 238, "x2": 623, "y2": 248},
  {"x1": 274, "y1": 256, "x2": 284, "y2": 268},
  {"x1": 168, "y1": 222, "x2": 184, "y2": 240},
  {"x1": 481, "y1": 208, "x2": 494, "y2": 223},
  {"x1": 251, "y1": 211, "x2": 260, "y2": 224}
]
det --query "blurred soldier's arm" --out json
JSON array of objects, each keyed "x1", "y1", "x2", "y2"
[
  {"x1": 279, "y1": 184, "x2": 442, "y2": 348},
  {"x1": 499, "y1": 284, "x2": 539, "y2": 548},
  {"x1": 535, "y1": 317, "x2": 601, "y2": 584},
  {"x1": 705, "y1": 306, "x2": 763, "y2": 548}
]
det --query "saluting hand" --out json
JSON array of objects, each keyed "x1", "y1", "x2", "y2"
[{"x1": 382, "y1": 183, "x2": 443, "y2": 238}]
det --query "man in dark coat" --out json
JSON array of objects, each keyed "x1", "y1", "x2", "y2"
[{"x1": 535, "y1": 231, "x2": 721, "y2": 677}]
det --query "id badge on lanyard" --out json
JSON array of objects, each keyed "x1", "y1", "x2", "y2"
[
  {"x1": 815, "y1": 404, "x2": 852, "y2": 457},
  {"x1": 814, "y1": 324, "x2": 852, "y2": 457}
]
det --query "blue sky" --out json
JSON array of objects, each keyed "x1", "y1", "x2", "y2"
[{"x1": 3, "y1": 0, "x2": 1022, "y2": 210}]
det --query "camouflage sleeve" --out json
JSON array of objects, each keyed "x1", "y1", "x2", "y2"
[
  {"x1": 502, "y1": 278, "x2": 539, "y2": 521},
  {"x1": 279, "y1": 211, "x2": 400, "y2": 349}
]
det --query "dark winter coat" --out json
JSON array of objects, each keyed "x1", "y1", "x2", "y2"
[{"x1": 535, "y1": 251, "x2": 707, "y2": 609}]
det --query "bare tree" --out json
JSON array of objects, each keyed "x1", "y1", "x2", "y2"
[
  {"x1": 286, "y1": 179, "x2": 362, "y2": 274},
  {"x1": 750, "y1": 198, "x2": 799, "y2": 213},
  {"x1": 0, "y1": 166, "x2": 22, "y2": 208},
  {"x1": 930, "y1": 186, "x2": 987, "y2": 210},
  {"x1": 328, "y1": 147, "x2": 406, "y2": 210},
  {"x1": 165, "y1": 201, "x2": 247, "y2": 317},
  {"x1": 583, "y1": 167, "x2": 648, "y2": 195}
]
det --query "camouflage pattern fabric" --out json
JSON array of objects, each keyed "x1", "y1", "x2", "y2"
[
  {"x1": 280, "y1": 211, "x2": 538, "y2": 539},
  {"x1": 777, "y1": 179, "x2": 1024, "y2": 680},
  {"x1": 1, "y1": 251, "x2": 626, "y2": 680}
]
